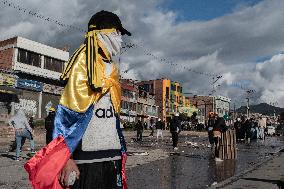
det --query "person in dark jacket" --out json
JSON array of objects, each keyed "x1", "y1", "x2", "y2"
[
  {"x1": 149, "y1": 118, "x2": 155, "y2": 136},
  {"x1": 213, "y1": 116, "x2": 226, "y2": 161},
  {"x1": 170, "y1": 113, "x2": 181, "y2": 150},
  {"x1": 207, "y1": 113, "x2": 215, "y2": 148},
  {"x1": 244, "y1": 118, "x2": 253, "y2": 143},
  {"x1": 234, "y1": 117, "x2": 242, "y2": 140},
  {"x1": 45, "y1": 107, "x2": 56, "y2": 145},
  {"x1": 136, "y1": 119, "x2": 143, "y2": 142}
]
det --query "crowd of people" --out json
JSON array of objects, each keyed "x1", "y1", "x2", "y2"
[{"x1": 234, "y1": 116, "x2": 270, "y2": 142}]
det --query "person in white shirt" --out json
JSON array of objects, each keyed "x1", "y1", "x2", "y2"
[
  {"x1": 258, "y1": 116, "x2": 267, "y2": 140},
  {"x1": 8, "y1": 109, "x2": 35, "y2": 161}
]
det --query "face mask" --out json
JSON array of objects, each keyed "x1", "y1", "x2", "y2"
[{"x1": 98, "y1": 31, "x2": 123, "y2": 57}]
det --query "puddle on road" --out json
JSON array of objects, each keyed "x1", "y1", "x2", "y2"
[
  {"x1": 127, "y1": 136, "x2": 284, "y2": 189},
  {"x1": 127, "y1": 153, "x2": 236, "y2": 189}
]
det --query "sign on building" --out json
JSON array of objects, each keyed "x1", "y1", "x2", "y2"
[{"x1": 16, "y1": 79, "x2": 43, "y2": 91}]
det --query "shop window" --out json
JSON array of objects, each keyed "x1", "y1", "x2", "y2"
[
  {"x1": 166, "y1": 87, "x2": 169, "y2": 98},
  {"x1": 171, "y1": 84, "x2": 176, "y2": 91},
  {"x1": 44, "y1": 56, "x2": 64, "y2": 73},
  {"x1": 17, "y1": 49, "x2": 41, "y2": 67},
  {"x1": 177, "y1": 86, "x2": 180, "y2": 93}
]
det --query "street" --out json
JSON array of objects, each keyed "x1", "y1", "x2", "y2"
[{"x1": 0, "y1": 129, "x2": 283, "y2": 189}]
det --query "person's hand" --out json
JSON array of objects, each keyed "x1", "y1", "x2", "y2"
[{"x1": 60, "y1": 159, "x2": 80, "y2": 187}]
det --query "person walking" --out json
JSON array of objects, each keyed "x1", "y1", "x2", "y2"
[
  {"x1": 149, "y1": 118, "x2": 155, "y2": 137},
  {"x1": 207, "y1": 113, "x2": 215, "y2": 148},
  {"x1": 8, "y1": 110, "x2": 35, "y2": 161},
  {"x1": 44, "y1": 107, "x2": 56, "y2": 145},
  {"x1": 244, "y1": 118, "x2": 253, "y2": 144},
  {"x1": 143, "y1": 121, "x2": 148, "y2": 130},
  {"x1": 213, "y1": 116, "x2": 226, "y2": 162},
  {"x1": 258, "y1": 116, "x2": 267, "y2": 140},
  {"x1": 136, "y1": 119, "x2": 143, "y2": 142},
  {"x1": 170, "y1": 113, "x2": 181, "y2": 151},
  {"x1": 24, "y1": 10, "x2": 131, "y2": 189},
  {"x1": 156, "y1": 118, "x2": 164, "y2": 141}
]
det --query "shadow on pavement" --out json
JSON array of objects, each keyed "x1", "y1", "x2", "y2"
[
  {"x1": 242, "y1": 178, "x2": 284, "y2": 189},
  {"x1": 1, "y1": 153, "x2": 15, "y2": 160}
]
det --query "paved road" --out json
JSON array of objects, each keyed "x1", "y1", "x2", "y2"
[
  {"x1": 0, "y1": 130, "x2": 283, "y2": 189},
  {"x1": 126, "y1": 131, "x2": 284, "y2": 189}
]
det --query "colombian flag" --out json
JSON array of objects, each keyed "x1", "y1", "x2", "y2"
[{"x1": 24, "y1": 105, "x2": 128, "y2": 189}]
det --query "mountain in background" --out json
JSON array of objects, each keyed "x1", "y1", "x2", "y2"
[{"x1": 236, "y1": 103, "x2": 284, "y2": 116}]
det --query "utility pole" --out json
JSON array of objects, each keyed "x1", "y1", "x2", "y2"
[
  {"x1": 233, "y1": 103, "x2": 236, "y2": 120},
  {"x1": 211, "y1": 75, "x2": 222, "y2": 114},
  {"x1": 245, "y1": 89, "x2": 255, "y2": 119},
  {"x1": 246, "y1": 97, "x2": 249, "y2": 118}
]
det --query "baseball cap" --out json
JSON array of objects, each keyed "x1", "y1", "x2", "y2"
[{"x1": 88, "y1": 10, "x2": 131, "y2": 36}]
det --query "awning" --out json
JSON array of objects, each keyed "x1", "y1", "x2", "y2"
[
  {"x1": 0, "y1": 86, "x2": 21, "y2": 95},
  {"x1": 0, "y1": 86, "x2": 20, "y2": 102}
]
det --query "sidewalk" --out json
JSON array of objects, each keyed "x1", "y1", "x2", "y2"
[{"x1": 211, "y1": 151, "x2": 284, "y2": 189}]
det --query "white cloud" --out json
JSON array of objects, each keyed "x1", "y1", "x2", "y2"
[{"x1": 0, "y1": 0, "x2": 284, "y2": 108}]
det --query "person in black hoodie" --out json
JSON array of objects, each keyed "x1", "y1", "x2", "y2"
[
  {"x1": 207, "y1": 113, "x2": 215, "y2": 148},
  {"x1": 170, "y1": 113, "x2": 181, "y2": 150},
  {"x1": 45, "y1": 107, "x2": 56, "y2": 145},
  {"x1": 213, "y1": 116, "x2": 226, "y2": 161},
  {"x1": 136, "y1": 119, "x2": 143, "y2": 142}
]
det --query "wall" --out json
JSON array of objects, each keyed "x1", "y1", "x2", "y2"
[
  {"x1": 14, "y1": 89, "x2": 39, "y2": 117},
  {"x1": 0, "y1": 48, "x2": 14, "y2": 70}
]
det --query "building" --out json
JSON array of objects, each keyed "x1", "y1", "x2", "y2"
[
  {"x1": 0, "y1": 36, "x2": 69, "y2": 121},
  {"x1": 137, "y1": 79, "x2": 188, "y2": 122},
  {"x1": 120, "y1": 79, "x2": 159, "y2": 124},
  {"x1": 215, "y1": 95, "x2": 231, "y2": 117},
  {"x1": 137, "y1": 85, "x2": 159, "y2": 125},
  {"x1": 191, "y1": 96, "x2": 214, "y2": 125},
  {"x1": 191, "y1": 95, "x2": 231, "y2": 125},
  {"x1": 120, "y1": 79, "x2": 138, "y2": 122}
]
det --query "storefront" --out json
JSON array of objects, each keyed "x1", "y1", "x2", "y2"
[
  {"x1": 0, "y1": 73, "x2": 18, "y2": 121},
  {"x1": 41, "y1": 83, "x2": 63, "y2": 118},
  {"x1": 15, "y1": 78, "x2": 43, "y2": 118}
]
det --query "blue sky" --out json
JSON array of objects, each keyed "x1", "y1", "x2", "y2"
[{"x1": 161, "y1": 0, "x2": 262, "y2": 21}]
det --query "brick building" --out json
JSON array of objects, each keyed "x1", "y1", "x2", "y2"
[
  {"x1": 191, "y1": 96, "x2": 214, "y2": 125},
  {"x1": 120, "y1": 79, "x2": 159, "y2": 124},
  {"x1": 120, "y1": 79, "x2": 137, "y2": 122},
  {"x1": 0, "y1": 36, "x2": 69, "y2": 121},
  {"x1": 191, "y1": 95, "x2": 231, "y2": 125}
]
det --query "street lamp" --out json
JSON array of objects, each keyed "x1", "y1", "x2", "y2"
[{"x1": 245, "y1": 89, "x2": 255, "y2": 118}]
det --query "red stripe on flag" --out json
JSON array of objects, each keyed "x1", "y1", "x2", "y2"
[{"x1": 24, "y1": 136, "x2": 71, "y2": 189}]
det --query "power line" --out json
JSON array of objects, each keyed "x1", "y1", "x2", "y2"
[
  {"x1": 0, "y1": 0, "x2": 86, "y2": 33},
  {"x1": 1, "y1": 0, "x2": 223, "y2": 79}
]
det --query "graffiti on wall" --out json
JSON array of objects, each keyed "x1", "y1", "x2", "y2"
[{"x1": 14, "y1": 99, "x2": 37, "y2": 116}]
